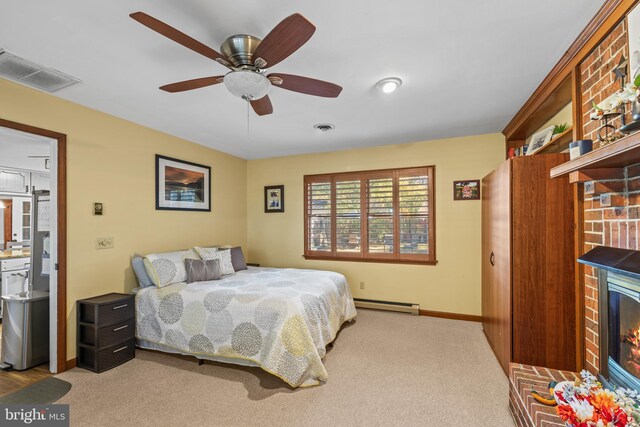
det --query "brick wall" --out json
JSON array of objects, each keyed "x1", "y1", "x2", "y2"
[
  {"x1": 580, "y1": 20, "x2": 631, "y2": 147},
  {"x1": 583, "y1": 165, "x2": 640, "y2": 373},
  {"x1": 580, "y1": 18, "x2": 637, "y2": 375}
]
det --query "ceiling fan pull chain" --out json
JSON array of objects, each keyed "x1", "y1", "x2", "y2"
[{"x1": 247, "y1": 100, "x2": 250, "y2": 136}]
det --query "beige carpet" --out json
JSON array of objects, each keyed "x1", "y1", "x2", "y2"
[{"x1": 56, "y1": 309, "x2": 514, "y2": 427}]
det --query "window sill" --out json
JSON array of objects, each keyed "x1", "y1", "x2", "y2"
[{"x1": 303, "y1": 255, "x2": 438, "y2": 266}]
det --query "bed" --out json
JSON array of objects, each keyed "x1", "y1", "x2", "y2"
[{"x1": 135, "y1": 266, "x2": 357, "y2": 387}]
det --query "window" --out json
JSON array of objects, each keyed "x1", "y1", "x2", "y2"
[{"x1": 304, "y1": 166, "x2": 435, "y2": 264}]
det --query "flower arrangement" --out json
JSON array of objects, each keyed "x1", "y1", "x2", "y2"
[
  {"x1": 555, "y1": 370, "x2": 640, "y2": 427},
  {"x1": 590, "y1": 76, "x2": 640, "y2": 119}
]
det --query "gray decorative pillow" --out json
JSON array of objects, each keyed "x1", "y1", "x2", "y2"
[
  {"x1": 185, "y1": 259, "x2": 221, "y2": 283},
  {"x1": 230, "y1": 246, "x2": 247, "y2": 271},
  {"x1": 132, "y1": 256, "x2": 154, "y2": 288}
]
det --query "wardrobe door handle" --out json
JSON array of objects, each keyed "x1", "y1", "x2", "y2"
[
  {"x1": 112, "y1": 304, "x2": 128, "y2": 310},
  {"x1": 489, "y1": 252, "x2": 495, "y2": 267},
  {"x1": 113, "y1": 346, "x2": 128, "y2": 354}
]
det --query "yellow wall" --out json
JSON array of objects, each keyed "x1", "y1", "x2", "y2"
[
  {"x1": 0, "y1": 79, "x2": 247, "y2": 360},
  {"x1": 247, "y1": 133, "x2": 505, "y2": 316}
]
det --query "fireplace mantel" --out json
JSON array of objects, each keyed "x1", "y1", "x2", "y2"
[{"x1": 578, "y1": 246, "x2": 640, "y2": 279}]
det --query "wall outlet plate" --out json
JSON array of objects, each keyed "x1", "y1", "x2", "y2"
[{"x1": 95, "y1": 237, "x2": 114, "y2": 250}]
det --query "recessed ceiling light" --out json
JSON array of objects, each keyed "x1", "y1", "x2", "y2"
[
  {"x1": 376, "y1": 77, "x2": 402, "y2": 94},
  {"x1": 313, "y1": 123, "x2": 335, "y2": 132}
]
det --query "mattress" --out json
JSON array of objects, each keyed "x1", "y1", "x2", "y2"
[{"x1": 135, "y1": 267, "x2": 357, "y2": 387}]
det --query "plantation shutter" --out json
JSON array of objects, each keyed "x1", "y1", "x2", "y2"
[
  {"x1": 398, "y1": 169, "x2": 432, "y2": 258},
  {"x1": 304, "y1": 166, "x2": 435, "y2": 263},
  {"x1": 335, "y1": 179, "x2": 362, "y2": 254},
  {"x1": 365, "y1": 175, "x2": 394, "y2": 257},
  {"x1": 306, "y1": 179, "x2": 332, "y2": 253}
]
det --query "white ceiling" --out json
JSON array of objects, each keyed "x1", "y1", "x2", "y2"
[{"x1": 0, "y1": 0, "x2": 605, "y2": 159}]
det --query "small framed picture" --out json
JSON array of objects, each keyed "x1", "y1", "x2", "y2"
[
  {"x1": 526, "y1": 126, "x2": 555, "y2": 155},
  {"x1": 264, "y1": 185, "x2": 284, "y2": 213},
  {"x1": 453, "y1": 180, "x2": 480, "y2": 201},
  {"x1": 156, "y1": 155, "x2": 211, "y2": 211}
]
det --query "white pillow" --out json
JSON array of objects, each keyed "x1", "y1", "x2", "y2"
[
  {"x1": 143, "y1": 249, "x2": 199, "y2": 287},
  {"x1": 194, "y1": 247, "x2": 235, "y2": 276}
]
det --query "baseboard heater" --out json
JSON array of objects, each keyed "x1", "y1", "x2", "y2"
[{"x1": 354, "y1": 298, "x2": 420, "y2": 315}]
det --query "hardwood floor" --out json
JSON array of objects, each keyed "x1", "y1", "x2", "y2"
[{"x1": 0, "y1": 322, "x2": 51, "y2": 397}]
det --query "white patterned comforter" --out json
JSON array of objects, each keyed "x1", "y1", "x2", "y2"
[{"x1": 135, "y1": 267, "x2": 357, "y2": 387}]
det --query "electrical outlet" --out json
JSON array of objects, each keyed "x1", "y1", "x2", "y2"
[
  {"x1": 360, "y1": 281, "x2": 365, "y2": 290},
  {"x1": 95, "y1": 237, "x2": 114, "y2": 250}
]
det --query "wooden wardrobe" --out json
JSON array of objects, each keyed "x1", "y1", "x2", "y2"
[{"x1": 482, "y1": 153, "x2": 576, "y2": 374}]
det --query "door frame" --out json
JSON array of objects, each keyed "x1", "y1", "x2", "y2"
[{"x1": 0, "y1": 117, "x2": 67, "y2": 373}]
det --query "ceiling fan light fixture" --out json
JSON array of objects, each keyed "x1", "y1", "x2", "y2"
[
  {"x1": 376, "y1": 77, "x2": 402, "y2": 94},
  {"x1": 223, "y1": 70, "x2": 271, "y2": 101}
]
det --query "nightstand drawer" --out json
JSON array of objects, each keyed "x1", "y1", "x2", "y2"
[
  {"x1": 79, "y1": 318, "x2": 135, "y2": 349},
  {"x1": 78, "y1": 338, "x2": 135, "y2": 373},
  {"x1": 98, "y1": 318, "x2": 135, "y2": 348},
  {"x1": 96, "y1": 299, "x2": 134, "y2": 326}
]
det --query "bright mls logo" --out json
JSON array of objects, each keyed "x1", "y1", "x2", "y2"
[{"x1": 1, "y1": 405, "x2": 69, "y2": 426}]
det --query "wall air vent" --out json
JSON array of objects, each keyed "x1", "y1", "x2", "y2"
[{"x1": 0, "y1": 49, "x2": 80, "y2": 92}]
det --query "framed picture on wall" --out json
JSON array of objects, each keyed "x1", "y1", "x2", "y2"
[
  {"x1": 156, "y1": 154, "x2": 211, "y2": 211},
  {"x1": 453, "y1": 180, "x2": 480, "y2": 201},
  {"x1": 264, "y1": 185, "x2": 284, "y2": 213}
]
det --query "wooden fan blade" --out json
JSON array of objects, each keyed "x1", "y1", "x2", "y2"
[
  {"x1": 159, "y1": 76, "x2": 225, "y2": 93},
  {"x1": 250, "y1": 96, "x2": 273, "y2": 116},
  {"x1": 130, "y1": 12, "x2": 226, "y2": 62},
  {"x1": 268, "y1": 73, "x2": 342, "y2": 98},
  {"x1": 253, "y1": 14, "x2": 315, "y2": 68}
]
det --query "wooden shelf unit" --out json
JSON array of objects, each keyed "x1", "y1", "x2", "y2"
[
  {"x1": 550, "y1": 131, "x2": 640, "y2": 182},
  {"x1": 527, "y1": 126, "x2": 575, "y2": 155},
  {"x1": 498, "y1": 0, "x2": 640, "y2": 373}
]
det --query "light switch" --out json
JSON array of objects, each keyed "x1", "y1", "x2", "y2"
[{"x1": 95, "y1": 237, "x2": 114, "y2": 250}]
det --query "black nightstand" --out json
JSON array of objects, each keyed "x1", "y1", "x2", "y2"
[{"x1": 76, "y1": 293, "x2": 135, "y2": 373}]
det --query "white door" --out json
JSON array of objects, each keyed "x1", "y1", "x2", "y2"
[
  {"x1": 11, "y1": 197, "x2": 31, "y2": 242},
  {"x1": 31, "y1": 172, "x2": 50, "y2": 191}
]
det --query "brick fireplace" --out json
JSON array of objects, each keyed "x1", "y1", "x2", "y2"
[
  {"x1": 582, "y1": 164, "x2": 640, "y2": 374},
  {"x1": 579, "y1": 13, "x2": 639, "y2": 376}
]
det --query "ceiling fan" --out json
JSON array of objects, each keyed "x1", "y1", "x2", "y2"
[{"x1": 130, "y1": 12, "x2": 343, "y2": 116}]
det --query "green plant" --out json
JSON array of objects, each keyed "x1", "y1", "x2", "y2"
[
  {"x1": 553, "y1": 122, "x2": 570, "y2": 135},
  {"x1": 592, "y1": 101, "x2": 604, "y2": 112},
  {"x1": 635, "y1": 74, "x2": 640, "y2": 88}
]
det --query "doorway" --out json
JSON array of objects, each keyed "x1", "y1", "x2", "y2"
[{"x1": 0, "y1": 118, "x2": 67, "y2": 382}]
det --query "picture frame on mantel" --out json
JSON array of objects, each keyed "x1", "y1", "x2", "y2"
[
  {"x1": 264, "y1": 185, "x2": 284, "y2": 213},
  {"x1": 453, "y1": 180, "x2": 480, "y2": 201},
  {"x1": 156, "y1": 154, "x2": 211, "y2": 212}
]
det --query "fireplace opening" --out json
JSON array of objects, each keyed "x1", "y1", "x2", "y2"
[
  {"x1": 608, "y1": 274, "x2": 640, "y2": 391},
  {"x1": 578, "y1": 245, "x2": 640, "y2": 393}
]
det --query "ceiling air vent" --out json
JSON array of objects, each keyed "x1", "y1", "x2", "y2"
[
  {"x1": 0, "y1": 50, "x2": 80, "y2": 92},
  {"x1": 313, "y1": 123, "x2": 335, "y2": 132}
]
